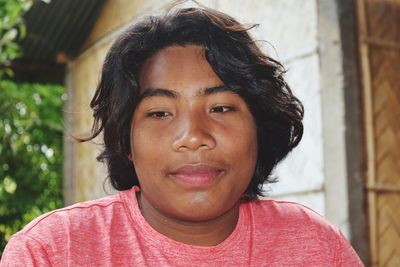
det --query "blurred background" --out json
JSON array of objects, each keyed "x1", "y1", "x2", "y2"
[{"x1": 0, "y1": 0, "x2": 399, "y2": 266}]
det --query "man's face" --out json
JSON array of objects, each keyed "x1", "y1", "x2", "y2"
[{"x1": 131, "y1": 45, "x2": 257, "y2": 222}]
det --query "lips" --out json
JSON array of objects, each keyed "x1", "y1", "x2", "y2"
[{"x1": 168, "y1": 164, "x2": 224, "y2": 187}]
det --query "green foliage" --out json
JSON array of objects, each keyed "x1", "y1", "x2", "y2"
[
  {"x1": 0, "y1": 0, "x2": 32, "y2": 78},
  {"x1": 0, "y1": 0, "x2": 64, "y2": 254},
  {"x1": 0, "y1": 80, "x2": 64, "y2": 253}
]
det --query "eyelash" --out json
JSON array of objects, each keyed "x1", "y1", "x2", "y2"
[
  {"x1": 147, "y1": 105, "x2": 234, "y2": 119},
  {"x1": 210, "y1": 105, "x2": 234, "y2": 113},
  {"x1": 148, "y1": 111, "x2": 171, "y2": 118}
]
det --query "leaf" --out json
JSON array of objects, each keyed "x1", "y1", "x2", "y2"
[
  {"x1": 3, "y1": 176, "x2": 17, "y2": 194},
  {"x1": 2, "y1": 28, "x2": 18, "y2": 42},
  {"x1": 0, "y1": 79, "x2": 64, "y2": 254}
]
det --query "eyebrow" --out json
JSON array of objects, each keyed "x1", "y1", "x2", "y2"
[
  {"x1": 138, "y1": 88, "x2": 178, "y2": 102},
  {"x1": 138, "y1": 85, "x2": 234, "y2": 102},
  {"x1": 201, "y1": 85, "x2": 233, "y2": 96}
]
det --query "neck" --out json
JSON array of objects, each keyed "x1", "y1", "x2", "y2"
[{"x1": 138, "y1": 193, "x2": 240, "y2": 246}]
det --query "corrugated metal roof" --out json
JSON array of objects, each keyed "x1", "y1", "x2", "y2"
[{"x1": 20, "y1": 0, "x2": 105, "y2": 63}]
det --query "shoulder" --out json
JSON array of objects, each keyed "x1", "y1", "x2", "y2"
[
  {"x1": 1, "y1": 192, "x2": 128, "y2": 265},
  {"x1": 241, "y1": 200, "x2": 363, "y2": 265},
  {"x1": 246, "y1": 199, "x2": 345, "y2": 243},
  {"x1": 14, "y1": 192, "x2": 126, "y2": 244},
  {"x1": 250, "y1": 198, "x2": 322, "y2": 216},
  {"x1": 1, "y1": 189, "x2": 139, "y2": 266},
  {"x1": 249, "y1": 199, "x2": 334, "y2": 228}
]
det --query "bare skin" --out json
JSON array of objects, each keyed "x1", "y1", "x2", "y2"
[
  {"x1": 138, "y1": 191, "x2": 240, "y2": 246},
  {"x1": 130, "y1": 45, "x2": 258, "y2": 246}
]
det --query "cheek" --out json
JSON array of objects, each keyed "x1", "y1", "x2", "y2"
[
  {"x1": 130, "y1": 113, "x2": 190, "y2": 182},
  {"x1": 130, "y1": 123, "x2": 165, "y2": 175},
  {"x1": 219, "y1": 119, "x2": 258, "y2": 172},
  {"x1": 227, "y1": 117, "x2": 257, "y2": 153},
  {"x1": 131, "y1": 117, "x2": 165, "y2": 154}
]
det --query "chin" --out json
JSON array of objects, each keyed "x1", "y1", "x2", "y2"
[
  {"x1": 170, "y1": 195, "x2": 235, "y2": 222},
  {"x1": 173, "y1": 208, "x2": 222, "y2": 222}
]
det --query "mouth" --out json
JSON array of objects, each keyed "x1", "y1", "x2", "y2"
[{"x1": 168, "y1": 164, "x2": 225, "y2": 187}]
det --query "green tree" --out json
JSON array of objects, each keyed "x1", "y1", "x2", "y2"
[
  {"x1": 0, "y1": 81, "x2": 64, "y2": 253},
  {"x1": 0, "y1": 0, "x2": 32, "y2": 78},
  {"x1": 0, "y1": 0, "x2": 64, "y2": 254}
]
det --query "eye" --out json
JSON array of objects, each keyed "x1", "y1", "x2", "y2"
[
  {"x1": 148, "y1": 111, "x2": 171, "y2": 119},
  {"x1": 210, "y1": 105, "x2": 234, "y2": 113}
]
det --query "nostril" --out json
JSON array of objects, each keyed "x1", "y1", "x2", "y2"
[
  {"x1": 172, "y1": 128, "x2": 216, "y2": 152},
  {"x1": 171, "y1": 114, "x2": 217, "y2": 151}
]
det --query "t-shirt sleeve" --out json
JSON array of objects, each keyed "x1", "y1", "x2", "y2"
[
  {"x1": 334, "y1": 231, "x2": 364, "y2": 266},
  {"x1": 0, "y1": 233, "x2": 51, "y2": 267}
]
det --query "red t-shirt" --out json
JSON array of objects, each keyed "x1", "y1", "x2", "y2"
[{"x1": 1, "y1": 187, "x2": 363, "y2": 266}]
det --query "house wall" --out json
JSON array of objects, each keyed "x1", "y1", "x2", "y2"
[{"x1": 65, "y1": 0, "x2": 350, "y2": 236}]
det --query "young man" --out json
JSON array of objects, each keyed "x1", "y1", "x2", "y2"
[{"x1": 1, "y1": 5, "x2": 363, "y2": 266}]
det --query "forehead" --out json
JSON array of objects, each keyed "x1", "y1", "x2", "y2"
[{"x1": 138, "y1": 45, "x2": 223, "y2": 95}]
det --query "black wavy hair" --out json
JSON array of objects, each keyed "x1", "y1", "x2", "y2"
[{"x1": 81, "y1": 5, "x2": 304, "y2": 200}]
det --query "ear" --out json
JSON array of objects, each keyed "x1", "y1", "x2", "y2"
[{"x1": 128, "y1": 154, "x2": 133, "y2": 162}]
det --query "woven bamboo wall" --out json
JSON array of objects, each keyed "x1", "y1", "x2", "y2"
[{"x1": 358, "y1": 0, "x2": 400, "y2": 266}]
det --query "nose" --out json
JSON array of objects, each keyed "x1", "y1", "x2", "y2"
[{"x1": 171, "y1": 113, "x2": 216, "y2": 152}]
